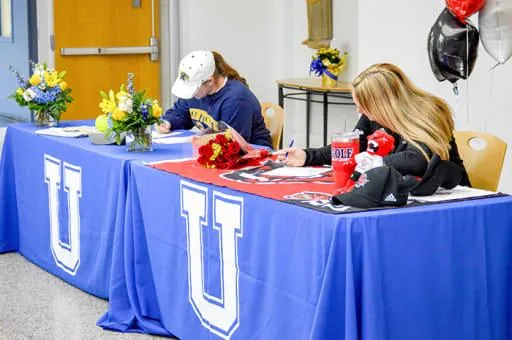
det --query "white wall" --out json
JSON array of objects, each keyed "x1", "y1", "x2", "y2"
[
  {"x1": 177, "y1": 0, "x2": 511, "y2": 193},
  {"x1": 177, "y1": 0, "x2": 360, "y2": 149}
]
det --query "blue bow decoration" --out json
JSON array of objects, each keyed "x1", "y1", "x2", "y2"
[
  {"x1": 309, "y1": 59, "x2": 338, "y2": 80},
  {"x1": 309, "y1": 59, "x2": 325, "y2": 76}
]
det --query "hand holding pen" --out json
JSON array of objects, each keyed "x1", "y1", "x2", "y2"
[
  {"x1": 277, "y1": 138, "x2": 307, "y2": 167},
  {"x1": 284, "y1": 139, "x2": 294, "y2": 158}
]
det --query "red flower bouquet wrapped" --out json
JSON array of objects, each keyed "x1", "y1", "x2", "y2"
[
  {"x1": 193, "y1": 122, "x2": 268, "y2": 169},
  {"x1": 196, "y1": 132, "x2": 242, "y2": 169}
]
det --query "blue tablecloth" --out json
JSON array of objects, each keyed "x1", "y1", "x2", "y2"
[
  {"x1": 3, "y1": 121, "x2": 512, "y2": 338},
  {"x1": 0, "y1": 121, "x2": 192, "y2": 298},
  {"x1": 98, "y1": 160, "x2": 512, "y2": 339}
]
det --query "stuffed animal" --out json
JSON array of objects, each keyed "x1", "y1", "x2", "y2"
[{"x1": 335, "y1": 129, "x2": 395, "y2": 194}]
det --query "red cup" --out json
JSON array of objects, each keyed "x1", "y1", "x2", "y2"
[{"x1": 331, "y1": 131, "x2": 360, "y2": 188}]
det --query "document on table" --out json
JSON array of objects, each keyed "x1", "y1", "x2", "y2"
[
  {"x1": 152, "y1": 131, "x2": 185, "y2": 139},
  {"x1": 262, "y1": 166, "x2": 331, "y2": 177},
  {"x1": 153, "y1": 135, "x2": 193, "y2": 144},
  {"x1": 35, "y1": 126, "x2": 97, "y2": 138},
  {"x1": 151, "y1": 130, "x2": 193, "y2": 144},
  {"x1": 410, "y1": 185, "x2": 497, "y2": 202}
]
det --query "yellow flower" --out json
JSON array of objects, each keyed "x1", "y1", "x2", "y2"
[
  {"x1": 59, "y1": 81, "x2": 68, "y2": 90},
  {"x1": 99, "y1": 98, "x2": 116, "y2": 114},
  {"x1": 112, "y1": 108, "x2": 126, "y2": 121},
  {"x1": 44, "y1": 70, "x2": 61, "y2": 87},
  {"x1": 210, "y1": 143, "x2": 222, "y2": 161},
  {"x1": 16, "y1": 88, "x2": 24, "y2": 95},
  {"x1": 29, "y1": 74, "x2": 41, "y2": 86},
  {"x1": 152, "y1": 102, "x2": 162, "y2": 118},
  {"x1": 108, "y1": 89, "x2": 114, "y2": 100},
  {"x1": 116, "y1": 90, "x2": 129, "y2": 101},
  {"x1": 225, "y1": 130, "x2": 232, "y2": 140}
]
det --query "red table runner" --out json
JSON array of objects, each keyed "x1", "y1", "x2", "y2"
[{"x1": 148, "y1": 157, "x2": 361, "y2": 213}]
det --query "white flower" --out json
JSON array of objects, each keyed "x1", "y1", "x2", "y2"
[
  {"x1": 34, "y1": 64, "x2": 45, "y2": 76},
  {"x1": 118, "y1": 101, "x2": 133, "y2": 113},
  {"x1": 22, "y1": 89, "x2": 36, "y2": 102}
]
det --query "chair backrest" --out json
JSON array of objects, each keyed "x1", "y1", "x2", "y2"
[
  {"x1": 261, "y1": 102, "x2": 285, "y2": 150},
  {"x1": 453, "y1": 130, "x2": 507, "y2": 191}
]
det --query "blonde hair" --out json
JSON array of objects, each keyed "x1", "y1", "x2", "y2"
[
  {"x1": 212, "y1": 51, "x2": 248, "y2": 87},
  {"x1": 352, "y1": 63, "x2": 454, "y2": 160}
]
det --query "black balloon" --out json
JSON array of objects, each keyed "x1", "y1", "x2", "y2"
[{"x1": 428, "y1": 8, "x2": 480, "y2": 83}]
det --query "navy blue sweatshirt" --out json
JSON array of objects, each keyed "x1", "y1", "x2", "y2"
[{"x1": 162, "y1": 79, "x2": 272, "y2": 148}]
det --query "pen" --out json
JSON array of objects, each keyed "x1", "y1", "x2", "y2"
[{"x1": 285, "y1": 139, "x2": 294, "y2": 158}]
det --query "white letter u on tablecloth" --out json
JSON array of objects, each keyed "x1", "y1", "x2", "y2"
[{"x1": 181, "y1": 180, "x2": 243, "y2": 340}]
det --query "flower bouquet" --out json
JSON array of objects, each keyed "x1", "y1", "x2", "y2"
[
  {"x1": 193, "y1": 122, "x2": 269, "y2": 169},
  {"x1": 9, "y1": 62, "x2": 73, "y2": 126},
  {"x1": 310, "y1": 48, "x2": 348, "y2": 87},
  {"x1": 98, "y1": 73, "x2": 163, "y2": 152}
]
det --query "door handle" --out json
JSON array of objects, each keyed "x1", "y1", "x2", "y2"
[{"x1": 60, "y1": 37, "x2": 159, "y2": 61}]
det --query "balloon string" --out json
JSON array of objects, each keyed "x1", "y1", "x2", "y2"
[
  {"x1": 465, "y1": 23, "x2": 470, "y2": 129},
  {"x1": 489, "y1": 62, "x2": 501, "y2": 72},
  {"x1": 453, "y1": 82, "x2": 459, "y2": 129},
  {"x1": 453, "y1": 82, "x2": 459, "y2": 96},
  {"x1": 485, "y1": 67, "x2": 496, "y2": 133},
  {"x1": 484, "y1": 0, "x2": 501, "y2": 133}
]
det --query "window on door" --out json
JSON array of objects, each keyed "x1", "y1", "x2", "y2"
[{"x1": 0, "y1": 0, "x2": 12, "y2": 38}]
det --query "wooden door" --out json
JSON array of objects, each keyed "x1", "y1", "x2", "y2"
[{"x1": 54, "y1": 0, "x2": 160, "y2": 120}]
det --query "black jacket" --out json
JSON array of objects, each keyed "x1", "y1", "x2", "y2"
[{"x1": 304, "y1": 115, "x2": 471, "y2": 186}]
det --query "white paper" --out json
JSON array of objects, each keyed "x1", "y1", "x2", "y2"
[
  {"x1": 35, "y1": 126, "x2": 96, "y2": 138},
  {"x1": 152, "y1": 136, "x2": 193, "y2": 144},
  {"x1": 410, "y1": 185, "x2": 497, "y2": 203},
  {"x1": 151, "y1": 130, "x2": 185, "y2": 139},
  {"x1": 262, "y1": 166, "x2": 331, "y2": 177}
]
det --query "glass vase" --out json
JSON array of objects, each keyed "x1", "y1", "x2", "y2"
[
  {"x1": 34, "y1": 110, "x2": 59, "y2": 127},
  {"x1": 126, "y1": 126, "x2": 153, "y2": 152}
]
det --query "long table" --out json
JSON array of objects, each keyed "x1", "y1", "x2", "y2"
[
  {"x1": 2, "y1": 122, "x2": 512, "y2": 339},
  {"x1": 99, "y1": 161, "x2": 512, "y2": 339},
  {"x1": 0, "y1": 122, "x2": 191, "y2": 298}
]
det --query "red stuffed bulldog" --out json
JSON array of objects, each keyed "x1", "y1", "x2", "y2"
[{"x1": 335, "y1": 129, "x2": 395, "y2": 195}]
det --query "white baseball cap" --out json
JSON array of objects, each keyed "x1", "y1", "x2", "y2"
[{"x1": 171, "y1": 50, "x2": 216, "y2": 99}]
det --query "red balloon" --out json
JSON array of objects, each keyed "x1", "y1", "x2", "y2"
[{"x1": 445, "y1": 0, "x2": 486, "y2": 22}]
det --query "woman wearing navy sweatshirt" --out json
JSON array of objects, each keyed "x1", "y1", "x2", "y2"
[{"x1": 157, "y1": 50, "x2": 272, "y2": 149}]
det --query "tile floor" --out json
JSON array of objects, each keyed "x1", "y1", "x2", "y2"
[{"x1": 0, "y1": 252, "x2": 167, "y2": 339}]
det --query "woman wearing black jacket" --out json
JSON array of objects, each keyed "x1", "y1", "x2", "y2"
[{"x1": 280, "y1": 63, "x2": 470, "y2": 186}]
